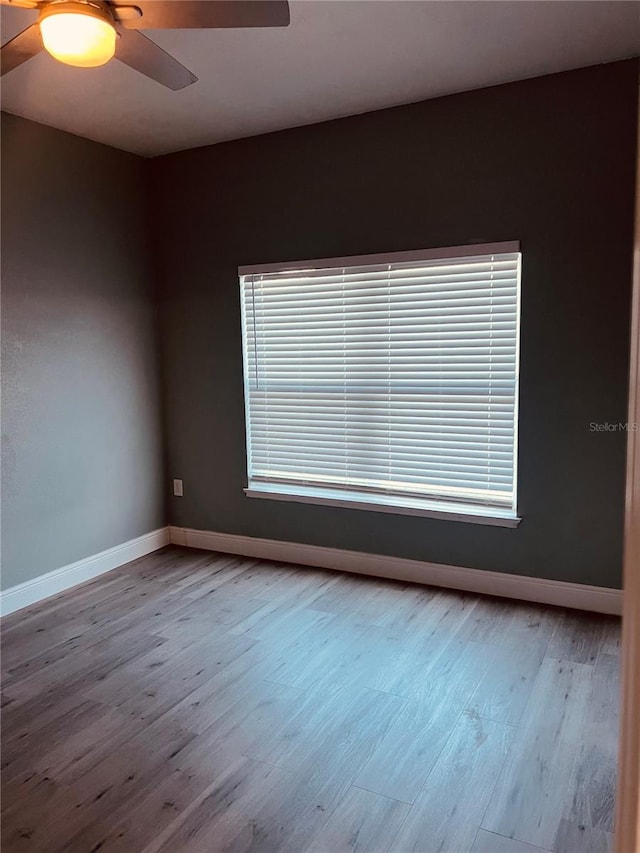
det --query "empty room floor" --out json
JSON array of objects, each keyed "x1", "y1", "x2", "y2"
[{"x1": 1, "y1": 546, "x2": 619, "y2": 853}]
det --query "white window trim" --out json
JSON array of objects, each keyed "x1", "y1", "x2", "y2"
[
  {"x1": 245, "y1": 484, "x2": 521, "y2": 528},
  {"x1": 238, "y1": 241, "x2": 520, "y2": 276},
  {"x1": 240, "y1": 240, "x2": 522, "y2": 526}
]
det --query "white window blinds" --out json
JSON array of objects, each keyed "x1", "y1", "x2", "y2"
[{"x1": 240, "y1": 242, "x2": 521, "y2": 520}]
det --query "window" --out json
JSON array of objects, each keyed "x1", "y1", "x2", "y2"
[{"x1": 240, "y1": 242, "x2": 521, "y2": 527}]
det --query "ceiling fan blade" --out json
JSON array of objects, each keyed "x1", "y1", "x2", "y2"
[
  {"x1": 1, "y1": 23, "x2": 42, "y2": 75},
  {"x1": 114, "y1": 1, "x2": 290, "y2": 30},
  {"x1": 115, "y1": 26, "x2": 197, "y2": 90}
]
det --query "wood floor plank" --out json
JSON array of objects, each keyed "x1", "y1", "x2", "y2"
[
  {"x1": 232, "y1": 603, "x2": 338, "y2": 648},
  {"x1": 153, "y1": 594, "x2": 270, "y2": 639},
  {"x1": 226, "y1": 575, "x2": 339, "y2": 637},
  {"x1": 367, "y1": 593, "x2": 479, "y2": 698},
  {"x1": 198, "y1": 687, "x2": 406, "y2": 852},
  {"x1": 0, "y1": 571, "x2": 145, "y2": 636},
  {"x1": 481, "y1": 658, "x2": 593, "y2": 850},
  {"x1": 5, "y1": 631, "x2": 168, "y2": 703},
  {"x1": 560, "y1": 653, "x2": 619, "y2": 833},
  {"x1": 1, "y1": 682, "x2": 101, "y2": 743},
  {"x1": 381, "y1": 584, "x2": 454, "y2": 634},
  {"x1": 465, "y1": 642, "x2": 547, "y2": 727},
  {"x1": 304, "y1": 572, "x2": 383, "y2": 615},
  {"x1": 33, "y1": 704, "x2": 147, "y2": 783},
  {"x1": 545, "y1": 612, "x2": 610, "y2": 665},
  {"x1": 0, "y1": 553, "x2": 208, "y2": 658},
  {"x1": 179, "y1": 676, "x2": 304, "y2": 753},
  {"x1": 1, "y1": 698, "x2": 110, "y2": 784},
  {"x1": 355, "y1": 638, "x2": 491, "y2": 803},
  {"x1": 54, "y1": 742, "x2": 255, "y2": 853},
  {"x1": 61, "y1": 715, "x2": 197, "y2": 813},
  {"x1": 465, "y1": 605, "x2": 556, "y2": 726},
  {"x1": 246, "y1": 683, "x2": 405, "y2": 781},
  {"x1": 388, "y1": 711, "x2": 514, "y2": 852},
  {"x1": 472, "y1": 829, "x2": 550, "y2": 853},
  {"x1": 339, "y1": 579, "x2": 411, "y2": 629},
  {"x1": 267, "y1": 619, "x2": 405, "y2": 696},
  {"x1": 0, "y1": 546, "x2": 620, "y2": 853},
  {"x1": 148, "y1": 757, "x2": 294, "y2": 853},
  {"x1": 86, "y1": 630, "x2": 258, "y2": 719},
  {"x1": 190, "y1": 761, "x2": 349, "y2": 853},
  {"x1": 453, "y1": 596, "x2": 514, "y2": 645},
  {"x1": 303, "y1": 785, "x2": 410, "y2": 853},
  {"x1": 553, "y1": 818, "x2": 613, "y2": 853},
  {"x1": 161, "y1": 647, "x2": 270, "y2": 734},
  {"x1": 169, "y1": 553, "x2": 251, "y2": 594},
  {"x1": 599, "y1": 621, "x2": 621, "y2": 658},
  {"x1": 0, "y1": 774, "x2": 83, "y2": 852}
]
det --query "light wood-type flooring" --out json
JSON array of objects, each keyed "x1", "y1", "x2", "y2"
[{"x1": 1, "y1": 546, "x2": 620, "y2": 852}]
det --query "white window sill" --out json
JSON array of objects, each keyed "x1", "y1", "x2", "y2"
[{"x1": 244, "y1": 484, "x2": 521, "y2": 528}]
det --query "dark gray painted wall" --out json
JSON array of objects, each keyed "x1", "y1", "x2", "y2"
[
  {"x1": 149, "y1": 60, "x2": 638, "y2": 589},
  {"x1": 1, "y1": 113, "x2": 165, "y2": 590}
]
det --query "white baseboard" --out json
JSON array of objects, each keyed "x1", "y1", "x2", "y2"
[
  {"x1": 169, "y1": 525, "x2": 622, "y2": 616},
  {"x1": 1, "y1": 524, "x2": 620, "y2": 618},
  {"x1": 0, "y1": 527, "x2": 170, "y2": 617}
]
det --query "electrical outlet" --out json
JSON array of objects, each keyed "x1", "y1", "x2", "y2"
[{"x1": 173, "y1": 478, "x2": 183, "y2": 497}]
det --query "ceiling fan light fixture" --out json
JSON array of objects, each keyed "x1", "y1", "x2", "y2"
[{"x1": 39, "y1": 3, "x2": 116, "y2": 68}]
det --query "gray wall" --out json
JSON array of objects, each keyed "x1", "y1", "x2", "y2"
[
  {"x1": 149, "y1": 60, "x2": 638, "y2": 590},
  {"x1": 1, "y1": 114, "x2": 164, "y2": 591},
  {"x1": 2, "y1": 61, "x2": 636, "y2": 594}
]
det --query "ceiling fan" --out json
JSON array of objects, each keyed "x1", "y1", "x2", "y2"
[{"x1": 0, "y1": 0, "x2": 290, "y2": 89}]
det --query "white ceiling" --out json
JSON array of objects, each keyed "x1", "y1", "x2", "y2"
[{"x1": 1, "y1": 0, "x2": 638, "y2": 157}]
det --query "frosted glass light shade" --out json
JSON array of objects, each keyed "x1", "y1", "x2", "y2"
[{"x1": 40, "y1": 10, "x2": 116, "y2": 68}]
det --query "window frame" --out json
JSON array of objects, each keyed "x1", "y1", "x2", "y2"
[{"x1": 239, "y1": 241, "x2": 522, "y2": 528}]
